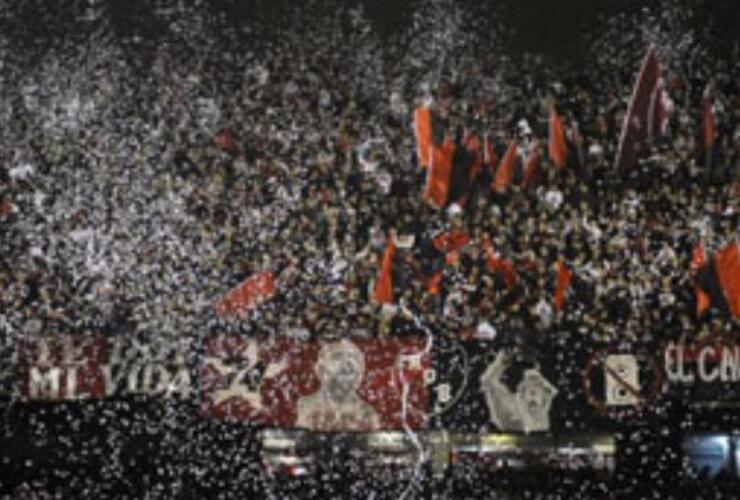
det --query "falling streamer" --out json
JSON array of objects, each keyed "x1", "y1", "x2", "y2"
[{"x1": 395, "y1": 298, "x2": 434, "y2": 500}]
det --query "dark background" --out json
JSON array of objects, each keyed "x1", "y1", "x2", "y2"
[{"x1": 1, "y1": 0, "x2": 739, "y2": 62}]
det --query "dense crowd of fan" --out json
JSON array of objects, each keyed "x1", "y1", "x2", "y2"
[
  {"x1": 0, "y1": 1, "x2": 738, "y2": 498},
  {"x1": 1, "y1": 0, "x2": 736, "y2": 353}
]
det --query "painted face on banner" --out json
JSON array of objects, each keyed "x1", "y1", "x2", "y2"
[
  {"x1": 201, "y1": 336, "x2": 429, "y2": 430},
  {"x1": 318, "y1": 341, "x2": 365, "y2": 404}
]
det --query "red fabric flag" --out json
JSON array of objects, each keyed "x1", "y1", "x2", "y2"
[
  {"x1": 690, "y1": 239, "x2": 705, "y2": 272},
  {"x1": 215, "y1": 128, "x2": 240, "y2": 156},
  {"x1": 615, "y1": 46, "x2": 664, "y2": 172},
  {"x1": 435, "y1": 231, "x2": 471, "y2": 265},
  {"x1": 491, "y1": 141, "x2": 518, "y2": 193},
  {"x1": 414, "y1": 107, "x2": 434, "y2": 168},
  {"x1": 553, "y1": 257, "x2": 572, "y2": 312},
  {"x1": 701, "y1": 88, "x2": 716, "y2": 151},
  {"x1": 714, "y1": 243, "x2": 740, "y2": 317},
  {"x1": 372, "y1": 238, "x2": 396, "y2": 304},
  {"x1": 648, "y1": 77, "x2": 671, "y2": 142},
  {"x1": 425, "y1": 138, "x2": 455, "y2": 208},
  {"x1": 696, "y1": 288, "x2": 711, "y2": 317},
  {"x1": 216, "y1": 271, "x2": 276, "y2": 316},
  {"x1": 433, "y1": 231, "x2": 472, "y2": 254},
  {"x1": 482, "y1": 238, "x2": 519, "y2": 289},
  {"x1": 520, "y1": 140, "x2": 542, "y2": 189},
  {"x1": 548, "y1": 109, "x2": 568, "y2": 168}
]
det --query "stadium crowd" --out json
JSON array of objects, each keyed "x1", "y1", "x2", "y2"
[
  {"x1": 0, "y1": 1, "x2": 738, "y2": 498},
  {"x1": 0, "y1": 0, "x2": 738, "y2": 358}
]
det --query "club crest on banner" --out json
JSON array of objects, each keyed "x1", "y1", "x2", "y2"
[
  {"x1": 604, "y1": 354, "x2": 641, "y2": 406},
  {"x1": 583, "y1": 348, "x2": 663, "y2": 419}
]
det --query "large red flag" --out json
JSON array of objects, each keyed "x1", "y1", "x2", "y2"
[
  {"x1": 553, "y1": 257, "x2": 571, "y2": 312},
  {"x1": 614, "y1": 46, "x2": 667, "y2": 172},
  {"x1": 482, "y1": 238, "x2": 519, "y2": 289},
  {"x1": 491, "y1": 141, "x2": 518, "y2": 193},
  {"x1": 714, "y1": 243, "x2": 740, "y2": 317},
  {"x1": 648, "y1": 77, "x2": 671, "y2": 142},
  {"x1": 372, "y1": 238, "x2": 396, "y2": 304},
  {"x1": 521, "y1": 140, "x2": 542, "y2": 189},
  {"x1": 216, "y1": 271, "x2": 276, "y2": 316},
  {"x1": 548, "y1": 109, "x2": 568, "y2": 168},
  {"x1": 425, "y1": 138, "x2": 455, "y2": 208},
  {"x1": 414, "y1": 106, "x2": 440, "y2": 168},
  {"x1": 695, "y1": 242, "x2": 740, "y2": 318}
]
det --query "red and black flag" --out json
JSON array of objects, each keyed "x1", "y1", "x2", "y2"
[
  {"x1": 695, "y1": 242, "x2": 740, "y2": 318},
  {"x1": 424, "y1": 138, "x2": 456, "y2": 208},
  {"x1": 520, "y1": 140, "x2": 543, "y2": 190},
  {"x1": 414, "y1": 106, "x2": 444, "y2": 168},
  {"x1": 433, "y1": 231, "x2": 472, "y2": 254},
  {"x1": 434, "y1": 231, "x2": 472, "y2": 265},
  {"x1": 447, "y1": 140, "x2": 479, "y2": 207},
  {"x1": 417, "y1": 236, "x2": 449, "y2": 296},
  {"x1": 691, "y1": 239, "x2": 711, "y2": 316},
  {"x1": 482, "y1": 238, "x2": 519, "y2": 290},
  {"x1": 425, "y1": 134, "x2": 480, "y2": 209},
  {"x1": 548, "y1": 108, "x2": 568, "y2": 168},
  {"x1": 216, "y1": 271, "x2": 276, "y2": 317},
  {"x1": 715, "y1": 243, "x2": 740, "y2": 317},
  {"x1": 491, "y1": 141, "x2": 519, "y2": 193},
  {"x1": 614, "y1": 45, "x2": 670, "y2": 172},
  {"x1": 648, "y1": 76, "x2": 671, "y2": 142}
]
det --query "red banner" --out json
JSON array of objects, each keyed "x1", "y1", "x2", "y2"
[{"x1": 200, "y1": 336, "x2": 430, "y2": 431}]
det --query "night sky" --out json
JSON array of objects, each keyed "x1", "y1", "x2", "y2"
[{"x1": 2, "y1": 0, "x2": 738, "y2": 64}]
